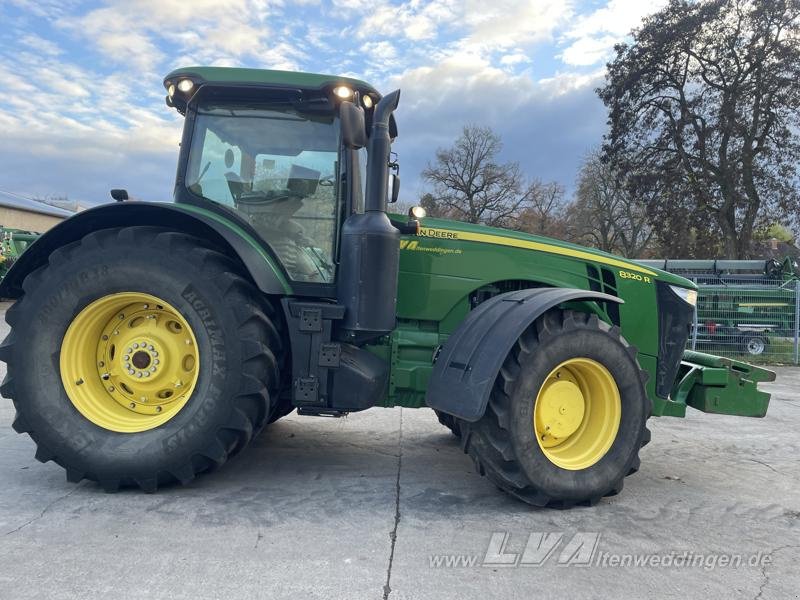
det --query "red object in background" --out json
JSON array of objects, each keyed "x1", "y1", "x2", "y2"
[{"x1": 705, "y1": 321, "x2": 717, "y2": 334}]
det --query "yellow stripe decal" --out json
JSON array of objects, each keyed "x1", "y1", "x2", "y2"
[{"x1": 418, "y1": 227, "x2": 657, "y2": 276}]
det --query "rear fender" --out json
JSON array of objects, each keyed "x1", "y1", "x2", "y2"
[
  {"x1": 0, "y1": 201, "x2": 291, "y2": 298},
  {"x1": 426, "y1": 288, "x2": 622, "y2": 422}
]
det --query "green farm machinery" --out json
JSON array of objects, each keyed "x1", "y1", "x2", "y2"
[
  {"x1": 0, "y1": 67, "x2": 775, "y2": 507},
  {"x1": 641, "y1": 258, "x2": 799, "y2": 358},
  {"x1": 0, "y1": 227, "x2": 39, "y2": 283}
]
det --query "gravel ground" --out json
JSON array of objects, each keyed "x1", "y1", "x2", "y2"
[{"x1": 0, "y1": 302, "x2": 797, "y2": 600}]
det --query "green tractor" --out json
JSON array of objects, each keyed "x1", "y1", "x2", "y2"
[{"x1": 0, "y1": 67, "x2": 775, "y2": 507}]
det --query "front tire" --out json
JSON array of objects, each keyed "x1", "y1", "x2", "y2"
[
  {"x1": 460, "y1": 309, "x2": 650, "y2": 508},
  {"x1": 0, "y1": 227, "x2": 285, "y2": 491}
]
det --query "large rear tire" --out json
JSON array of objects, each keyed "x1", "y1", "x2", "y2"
[
  {"x1": 434, "y1": 410, "x2": 461, "y2": 438},
  {"x1": 0, "y1": 227, "x2": 285, "y2": 491},
  {"x1": 459, "y1": 309, "x2": 650, "y2": 508}
]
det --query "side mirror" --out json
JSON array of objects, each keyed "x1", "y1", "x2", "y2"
[
  {"x1": 340, "y1": 101, "x2": 367, "y2": 149},
  {"x1": 110, "y1": 189, "x2": 129, "y2": 202},
  {"x1": 389, "y1": 173, "x2": 400, "y2": 204}
]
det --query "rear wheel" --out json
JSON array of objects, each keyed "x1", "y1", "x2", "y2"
[
  {"x1": 459, "y1": 309, "x2": 650, "y2": 508},
  {"x1": 0, "y1": 227, "x2": 285, "y2": 491}
]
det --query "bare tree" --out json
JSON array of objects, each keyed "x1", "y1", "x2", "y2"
[
  {"x1": 599, "y1": 0, "x2": 800, "y2": 258},
  {"x1": 571, "y1": 151, "x2": 654, "y2": 258},
  {"x1": 516, "y1": 180, "x2": 567, "y2": 236},
  {"x1": 422, "y1": 125, "x2": 532, "y2": 227}
]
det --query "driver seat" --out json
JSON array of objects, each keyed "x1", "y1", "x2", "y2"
[{"x1": 223, "y1": 148, "x2": 246, "y2": 200}]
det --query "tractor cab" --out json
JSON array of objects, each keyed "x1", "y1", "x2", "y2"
[{"x1": 163, "y1": 68, "x2": 393, "y2": 289}]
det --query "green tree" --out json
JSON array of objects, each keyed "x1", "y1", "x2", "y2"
[{"x1": 599, "y1": 0, "x2": 800, "y2": 258}]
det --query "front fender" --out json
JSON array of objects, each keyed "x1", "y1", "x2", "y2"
[
  {"x1": 0, "y1": 201, "x2": 291, "y2": 298},
  {"x1": 425, "y1": 288, "x2": 622, "y2": 422}
]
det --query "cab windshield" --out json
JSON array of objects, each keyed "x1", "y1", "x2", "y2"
[{"x1": 185, "y1": 102, "x2": 340, "y2": 283}]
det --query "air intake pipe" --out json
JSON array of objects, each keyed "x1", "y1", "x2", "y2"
[{"x1": 337, "y1": 90, "x2": 402, "y2": 340}]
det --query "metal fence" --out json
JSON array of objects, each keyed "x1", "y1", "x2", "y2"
[{"x1": 686, "y1": 277, "x2": 800, "y2": 365}]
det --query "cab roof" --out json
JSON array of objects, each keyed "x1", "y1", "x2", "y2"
[{"x1": 164, "y1": 66, "x2": 379, "y2": 96}]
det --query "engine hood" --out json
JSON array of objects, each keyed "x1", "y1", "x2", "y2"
[{"x1": 410, "y1": 216, "x2": 695, "y2": 289}]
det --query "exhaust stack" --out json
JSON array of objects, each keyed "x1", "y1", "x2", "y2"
[{"x1": 337, "y1": 90, "x2": 402, "y2": 340}]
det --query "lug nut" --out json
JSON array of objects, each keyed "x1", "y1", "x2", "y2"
[
  {"x1": 123, "y1": 355, "x2": 130, "y2": 361},
  {"x1": 133, "y1": 343, "x2": 139, "y2": 349},
  {"x1": 154, "y1": 359, "x2": 160, "y2": 365},
  {"x1": 155, "y1": 406, "x2": 162, "y2": 413},
  {"x1": 129, "y1": 402, "x2": 135, "y2": 408},
  {"x1": 136, "y1": 372, "x2": 143, "y2": 378}
]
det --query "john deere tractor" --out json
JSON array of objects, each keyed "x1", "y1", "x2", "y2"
[{"x1": 0, "y1": 67, "x2": 775, "y2": 507}]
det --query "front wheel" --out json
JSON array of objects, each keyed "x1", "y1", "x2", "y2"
[
  {"x1": 0, "y1": 227, "x2": 285, "y2": 491},
  {"x1": 460, "y1": 309, "x2": 650, "y2": 508}
]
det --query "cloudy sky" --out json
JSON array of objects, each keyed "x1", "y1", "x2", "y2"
[{"x1": 0, "y1": 0, "x2": 666, "y2": 205}]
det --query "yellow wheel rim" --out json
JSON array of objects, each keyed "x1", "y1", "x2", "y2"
[
  {"x1": 60, "y1": 292, "x2": 200, "y2": 433},
  {"x1": 533, "y1": 358, "x2": 621, "y2": 470}
]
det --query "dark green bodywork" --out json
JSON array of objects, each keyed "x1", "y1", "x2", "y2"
[
  {"x1": 149, "y1": 64, "x2": 773, "y2": 420},
  {"x1": 166, "y1": 205, "x2": 774, "y2": 419}
]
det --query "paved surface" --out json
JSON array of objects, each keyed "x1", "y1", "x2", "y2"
[{"x1": 0, "y1": 303, "x2": 798, "y2": 600}]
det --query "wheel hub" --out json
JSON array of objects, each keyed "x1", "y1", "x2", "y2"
[
  {"x1": 747, "y1": 338, "x2": 765, "y2": 355},
  {"x1": 60, "y1": 292, "x2": 200, "y2": 432},
  {"x1": 532, "y1": 358, "x2": 622, "y2": 470},
  {"x1": 536, "y1": 379, "x2": 585, "y2": 444},
  {"x1": 131, "y1": 350, "x2": 152, "y2": 370}
]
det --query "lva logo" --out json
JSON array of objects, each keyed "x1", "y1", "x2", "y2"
[{"x1": 482, "y1": 531, "x2": 600, "y2": 567}]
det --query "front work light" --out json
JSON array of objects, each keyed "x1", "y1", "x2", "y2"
[
  {"x1": 333, "y1": 85, "x2": 353, "y2": 99},
  {"x1": 177, "y1": 79, "x2": 194, "y2": 93},
  {"x1": 409, "y1": 206, "x2": 427, "y2": 220}
]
